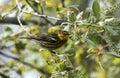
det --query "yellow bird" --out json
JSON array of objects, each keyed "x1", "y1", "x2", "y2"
[{"x1": 21, "y1": 30, "x2": 69, "y2": 51}]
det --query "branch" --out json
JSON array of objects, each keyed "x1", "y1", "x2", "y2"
[
  {"x1": 0, "y1": 51, "x2": 51, "y2": 77},
  {"x1": 22, "y1": 11, "x2": 63, "y2": 21},
  {"x1": 0, "y1": 16, "x2": 26, "y2": 25},
  {"x1": 0, "y1": 72, "x2": 9, "y2": 78},
  {"x1": 25, "y1": 0, "x2": 41, "y2": 14},
  {"x1": 15, "y1": 0, "x2": 31, "y2": 35},
  {"x1": 25, "y1": 0, "x2": 68, "y2": 26},
  {"x1": 0, "y1": 16, "x2": 49, "y2": 26},
  {"x1": 22, "y1": 11, "x2": 67, "y2": 25}
]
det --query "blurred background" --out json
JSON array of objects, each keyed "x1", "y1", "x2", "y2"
[{"x1": 0, "y1": 0, "x2": 120, "y2": 78}]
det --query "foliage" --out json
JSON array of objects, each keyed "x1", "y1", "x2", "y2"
[{"x1": 0, "y1": 0, "x2": 120, "y2": 78}]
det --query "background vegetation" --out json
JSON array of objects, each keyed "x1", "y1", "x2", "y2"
[{"x1": 0, "y1": 0, "x2": 120, "y2": 78}]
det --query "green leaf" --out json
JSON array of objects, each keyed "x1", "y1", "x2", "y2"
[
  {"x1": 15, "y1": 41, "x2": 26, "y2": 50},
  {"x1": 68, "y1": 11, "x2": 76, "y2": 22},
  {"x1": 92, "y1": 0, "x2": 100, "y2": 21},
  {"x1": 105, "y1": 26, "x2": 118, "y2": 36},
  {"x1": 87, "y1": 39, "x2": 98, "y2": 48}
]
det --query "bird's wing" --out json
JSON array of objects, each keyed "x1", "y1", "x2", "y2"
[{"x1": 34, "y1": 34, "x2": 58, "y2": 43}]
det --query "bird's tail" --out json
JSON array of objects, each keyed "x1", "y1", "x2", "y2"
[{"x1": 20, "y1": 35, "x2": 37, "y2": 40}]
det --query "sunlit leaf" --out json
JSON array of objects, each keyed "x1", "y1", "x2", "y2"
[
  {"x1": 45, "y1": 0, "x2": 56, "y2": 8},
  {"x1": 113, "y1": 58, "x2": 120, "y2": 64}
]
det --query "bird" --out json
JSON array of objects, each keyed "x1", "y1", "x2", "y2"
[{"x1": 20, "y1": 30, "x2": 70, "y2": 52}]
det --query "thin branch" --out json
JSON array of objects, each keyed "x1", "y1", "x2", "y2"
[
  {"x1": 15, "y1": 0, "x2": 31, "y2": 35},
  {"x1": 98, "y1": 62, "x2": 105, "y2": 72},
  {"x1": 22, "y1": 11, "x2": 62, "y2": 21},
  {"x1": 0, "y1": 51, "x2": 51, "y2": 77},
  {"x1": 22, "y1": 10, "x2": 67, "y2": 25},
  {"x1": 25, "y1": 0, "x2": 41, "y2": 14}
]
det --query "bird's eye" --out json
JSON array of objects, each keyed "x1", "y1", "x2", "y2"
[
  {"x1": 59, "y1": 30, "x2": 69, "y2": 35},
  {"x1": 62, "y1": 31, "x2": 69, "y2": 35}
]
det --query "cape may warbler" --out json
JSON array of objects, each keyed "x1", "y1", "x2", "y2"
[{"x1": 21, "y1": 30, "x2": 70, "y2": 51}]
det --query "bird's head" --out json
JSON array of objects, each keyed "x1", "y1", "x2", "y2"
[{"x1": 57, "y1": 30, "x2": 70, "y2": 40}]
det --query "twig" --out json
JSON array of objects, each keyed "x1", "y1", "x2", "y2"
[
  {"x1": 22, "y1": 11, "x2": 62, "y2": 21},
  {"x1": 25, "y1": 0, "x2": 41, "y2": 14},
  {"x1": 98, "y1": 62, "x2": 105, "y2": 72},
  {"x1": 15, "y1": 0, "x2": 31, "y2": 35}
]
